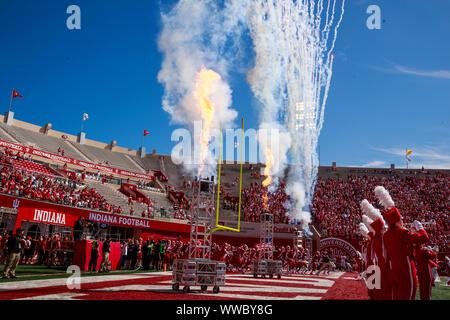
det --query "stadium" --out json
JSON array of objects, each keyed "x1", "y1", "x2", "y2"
[{"x1": 0, "y1": 0, "x2": 449, "y2": 305}]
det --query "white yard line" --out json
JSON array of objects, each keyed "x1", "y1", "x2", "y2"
[
  {"x1": 91, "y1": 283, "x2": 327, "y2": 294},
  {"x1": 224, "y1": 276, "x2": 335, "y2": 287},
  {"x1": 0, "y1": 272, "x2": 170, "y2": 291},
  {"x1": 89, "y1": 284, "x2": 324, "y2": 300},
  {"x1": 17, "y1": 292, "x2": 88, "y2": 300}
]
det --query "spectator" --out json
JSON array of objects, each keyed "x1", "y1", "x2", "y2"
[
  {"x1": 89, "y1": 236, "x2": 100, "y2": 272},
  {"x1": 2, "y1": 228, "x2": 24, "y2": 279},
  {"x1": 98, "y1": 238, "x2": 111, "y2": 273},
  {"x1": 120, "y1": 240, "x2": 128, "y2": 269}
]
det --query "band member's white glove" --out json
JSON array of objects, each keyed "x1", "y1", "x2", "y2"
[{"x1": 413, "y1": 220, "x2": 424, "y2": 231}]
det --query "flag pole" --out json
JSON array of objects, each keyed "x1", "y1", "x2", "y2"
[
  {"x1": 141, "y1": 132, "x2": 144, "y2": 150},
  {"x1": 406, "y1": 147, "x2": 408, "y2": 169},
  {"x1": 8, "y1": 88, "x2": 14, "y2": 113},
  {"x1": 80, "y1": 115, "x2": 84, "y2": 135}
]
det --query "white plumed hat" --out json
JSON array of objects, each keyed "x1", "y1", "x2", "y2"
[
  {"x1": 374, "y1": 186, "x2": 395, "y2": 210},
  {"x1": 362, "y1": 215, "x2": 375, "y2": 234},
  {"x1": 361, "y1": 199, "x2": 387, "y2": 227},
  {"x1": 359, "y1": 222, "x2": 369, "y2": 239}
]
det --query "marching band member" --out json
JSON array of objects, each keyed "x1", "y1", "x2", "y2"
[
  {"x1": 414, "y1": 244, "x2": 437, "y2": 300},
  {"x1": 362, "y1": 215, "x2": 376, "y2": 266},
  {"x1": 361, "y1": 199, "x2": 391, "y2": 300},
  {"x1": 361, "y1": 216, "x2": 375, "y2": 299},
  {"x1": 374, "y1": 186, "x2": 429, "y2": 300},
  {"x1": 446, "y1": 257, "x2": 450, "y2": 286},
  {"x1": 357, "y1": 222, "x2": 370, "y2": 282}
]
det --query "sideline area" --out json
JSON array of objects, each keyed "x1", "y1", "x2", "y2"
[{"x1": 0, "y1": 264, "x2": 158, "y2": 283}]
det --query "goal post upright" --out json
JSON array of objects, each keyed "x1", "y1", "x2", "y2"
[{"x1": 213, "y1": 118, "x2": 244, "y2": 233}]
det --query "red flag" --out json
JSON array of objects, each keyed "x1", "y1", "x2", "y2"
[
  {"x1": 143, "y1": 130, "x2": 151, "y2": 136},
  {"x1": 12, "y1": 89, "x2": 23, "y2": 98}
]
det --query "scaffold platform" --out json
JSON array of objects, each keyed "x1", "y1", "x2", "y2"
[
  {"x1": 171, "y1": 178, "x2": 225, "y2": 293},
  {"x1": 252, "y1": 212, "x2": 282, "y2": 278}
]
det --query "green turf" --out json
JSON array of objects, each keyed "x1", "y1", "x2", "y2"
[
  {"x1": 0, "y1": 264, "x2": 163, "y2": 283},
  {"x1": 415, "y1": 277, "x2": 449, "y2": 300}
]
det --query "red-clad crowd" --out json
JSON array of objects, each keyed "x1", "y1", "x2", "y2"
[
  {"x1": 0, "y1": 232, "x2": 74, "y2": 267},
  {"x1": 239, "y1": 183, "x2": 289, "y2": 224},
  {"x1": 311, "y1": 174, "x2": 449, "y2": 252},
  {"x1": 0, "y1": 148, "x2": 124, "y2": 214},
  {"x1": 121, "y1": 238, "x2": 363, "y2": 275}
]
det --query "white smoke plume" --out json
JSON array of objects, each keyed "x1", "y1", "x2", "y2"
[
  {"x1": 158, "y1": 0, "x2": 248, "y2": 178},
  {"x1": 246, "y1": 0, "x2": 345, "y2": 227}
]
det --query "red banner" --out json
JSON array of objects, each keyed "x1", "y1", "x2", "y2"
[
  {"x1": 0, "y1": 138, "x2": 155, "y2": 181},
  {"x1": 85, "y1": 211, "x2": 150, "y2": 228},
  {"x1": 73, "y1": 240, "x2": 121, "y2": 271},
  {"x1": 16, "y1": 207, "x2": 79, "y2": 228}
]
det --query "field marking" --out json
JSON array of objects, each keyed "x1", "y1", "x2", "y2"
[
  {"x1": 225, "y1": 276, "x2": 335, "y2": 287},
  {"x1": 0, "y1": 272, "x2": 169, "y2": 291},
  {"x1": 91, "y1": 283, "x2": 328, "y2": 294},
  {"x1": 228, "y1": 272, "x2": 342, "y2": 279},
  {"x1": 89, "y1": 284, "x2": 323, "y2": 300},
  {"x1": 17, "y1": 292, "x2": 88, "y2": 300}
]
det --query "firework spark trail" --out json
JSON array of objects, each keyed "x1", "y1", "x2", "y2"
[{"x1": 247, "y1": 0, "x2": 345, "y2": 228}]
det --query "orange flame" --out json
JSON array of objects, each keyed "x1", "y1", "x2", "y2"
[
  {"x1": 262, "y1": 148, "x2": 273, "y2": 187},
  {"x1": 263, "y1": 193, "x2": 268, "y2": 210},
  {"x1": 262, "y1": 148, "x2": 274, "y2": 210},
  {"x1": 194, "y1": 66, "x2": 221, "y2": 176}
]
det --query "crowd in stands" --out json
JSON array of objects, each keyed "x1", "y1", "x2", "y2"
[
  {"x1": 0, "y1": 147, "x2": 125, "y2": 214},
  {"x1": 223, "y1": 182, "x2": 290, "y2": 224},
  {"x1": 199, "y1": 172, "x2": 449, "y2": 253},
  {"x1": 311, "y1": 174, "x2": 450, "y2": 252}
]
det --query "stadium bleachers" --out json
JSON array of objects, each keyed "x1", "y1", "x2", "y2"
[
  {"x1": 12, "y1": 159, "x2": 57, "y2": 177},
  {"x1": 134, "y1": 154, "x2": 163, "y2": 172},
  {"x1": 68, "y1": 142, "x2": 145, "y2": 172},
  {"x1": 0, "y1": 124, "x2": 19, "y2": 143},
  {"x1": 0, "y1": 122, "x2": 90, "y2": 161}
]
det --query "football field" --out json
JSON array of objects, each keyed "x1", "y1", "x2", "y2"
[{"x1": 0, "y1": 270, "x2": 368, "y2": 300}]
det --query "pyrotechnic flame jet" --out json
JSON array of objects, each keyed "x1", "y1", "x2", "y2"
[
  {"x1": 262, "y1": 148, "x2": 274, "y2": 210},
  {"x1": 194, "y1": 66, "x2": 221, "y2": 177}
]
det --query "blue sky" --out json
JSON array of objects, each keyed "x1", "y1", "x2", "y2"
[{"x1": 1, "y1": 0, "x2": 449, "y2": 169}]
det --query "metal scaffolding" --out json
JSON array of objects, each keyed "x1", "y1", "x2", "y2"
[
  {"x1": 259, "y1": 212, "x2": 274, "y2": 260},
  {"x1": 293, "y1": 228, "x2": 303, "y2": 249},
  {"x1": 253, "y1": 212, "x2": 282, "y2": 279},
  {"x1": 188, "y1": 178, "x2": 215, "y2": 260},
  {"x1": 172, "y1": 178, "x2": 225, "y2": 294}
]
